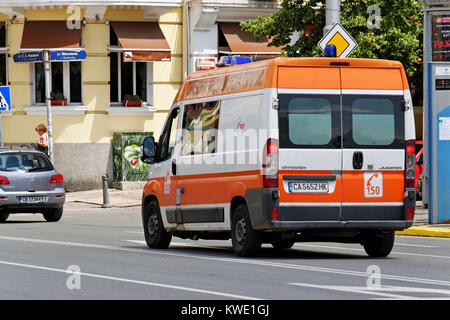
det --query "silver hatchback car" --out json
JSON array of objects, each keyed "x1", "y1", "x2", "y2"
[{"x1": 0, "y1": 148, "x2": 65, "y2": 222}]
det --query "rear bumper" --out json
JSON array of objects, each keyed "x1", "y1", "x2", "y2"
[
  {"x1": 0, "y1": 189, "x2": 65, "y2": 213},
  {"x1": 245, "y1": 188, "x2": 415, "y2": 232}
]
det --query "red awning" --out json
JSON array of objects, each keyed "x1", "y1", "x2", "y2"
[
  {"x1": 219, "y1": 22, "x2": 283, "y2": 56},
  {"x1": 20, "y1": 21, "x2": 82, "y2": 50},
  {"x1": 110, "y1": 22, "x2": 171, "y2": 62}
]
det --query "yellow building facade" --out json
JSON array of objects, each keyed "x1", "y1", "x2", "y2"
[{"x1": 0, "y1": 1, "x2": 280, "y2": 190}]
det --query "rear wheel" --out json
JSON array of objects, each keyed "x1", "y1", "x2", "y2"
[
  {"x1": 0, "y1": 212, "x2": 9, "y2": 223},
  {"x1": 363, "y1": 231, "x2": 395, "y2": 258},
  {"x1": 271, "y1": 239, "x2": 295, "y2": 250},
  {"x1": 144, "y1": 200, "x2": 172, "y2": 249},
  {"x1": 231, "y1": 204, "x2": 262, "y2": 257},
  {"x1": 43, "y1": 208, "x2": 63, "y2": 222}
]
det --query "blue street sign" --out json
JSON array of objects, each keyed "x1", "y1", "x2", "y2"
[
  {"x1": 0, "y1": 86, "x2": 11, "y2": 112},
  {"x1": 13, "y1": 51, "x2": 43, "y2": 63},
  {"x1": 50, "y1": 50, "x2": 86, "y2": 61}
]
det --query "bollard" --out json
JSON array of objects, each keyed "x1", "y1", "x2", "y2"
[{"x1": 101, "y1": 174, "x2": 112, "y2": 208}]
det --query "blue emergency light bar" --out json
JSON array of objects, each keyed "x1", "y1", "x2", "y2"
[{"x1": 217, "y1": 55, "x2": 252, "y2": 66}]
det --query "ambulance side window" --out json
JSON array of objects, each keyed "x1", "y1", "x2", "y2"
[
  {"x1": 158, "y1": 108, "x2": 180, "y2": 162},
  {"x1": 181, "y1": 101, "x2": 220, "y2": 156}
]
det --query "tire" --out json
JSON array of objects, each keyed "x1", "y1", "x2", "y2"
[
  {"x1": 231, "y1": 204, "x2": 262, "y2": 257},
  {"x1": 0, "y1": 213, "x2": 9, "y2": 223},
  {"x1": 43, "y1": 208, "x2": 63, "y2": 222},
  {"x1": 271, "y1": 239, "x2": 295, "y2": 250},
  {"x1": 143, "y1": 200, "x2": 172, "y2": 249},
  {"x1": 363, "y1": 231, "x2": 395, "y2": 258}
]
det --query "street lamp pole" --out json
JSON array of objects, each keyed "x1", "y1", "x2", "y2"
[
  {"x1": 44, "y1": 50, "x2": 54, "y2": 162},
  {"x1": 324, "y1": 0, "x2": 341, "y2": 36}
]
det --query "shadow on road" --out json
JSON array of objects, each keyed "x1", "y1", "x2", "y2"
[{"x1": 125, "y1": 244, "x2": 372, "y2": 260}]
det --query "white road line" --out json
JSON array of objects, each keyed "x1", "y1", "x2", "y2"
[
  {"x1": 293, "y1": 243, "x2": 450, "y2": 260},
  {"x1": 289, "y1": 283, "x2": 450, "y2": 300},
  {"x1": 289, "y1": 283, "x2": 416, "y2": 300},
  {"x1": 1, "y1": 235, "x2": 450, "y2": 289},
  {"x1": 0, "y1": 259, "x2": 261, "y2": 300},
  {"x1": 394, "y1": 243, "x2": 438, "y2": 248}
]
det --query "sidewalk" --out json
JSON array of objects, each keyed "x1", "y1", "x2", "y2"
[
  {"x1": 396, "y1": 201, "x2": 450, "y2": 238},
  {"x1": 64, "y1": 188, "x2": 142, "y2": 210},
  {"x1": 64, "y1": 190, "x2": 450, "y2": 238}
]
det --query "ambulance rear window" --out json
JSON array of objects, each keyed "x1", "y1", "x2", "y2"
[
  {"x1": 342, "y1": 95, "x2": 404, "y2": 149},
  {"x1": 278, "y1": 94, "x2": 341, "y2": 149}
]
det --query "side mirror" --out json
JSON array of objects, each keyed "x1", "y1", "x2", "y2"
[{"x1": 141, "y1": 136, "x2": 156, "y2": 164}]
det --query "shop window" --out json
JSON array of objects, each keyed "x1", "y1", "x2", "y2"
[{"x1": 32, "y1": 61, "x2": 82, "y2": 105}]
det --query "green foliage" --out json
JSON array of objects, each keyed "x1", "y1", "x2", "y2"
[{"x1": 241, "y1": 0, "x2": 424, "y2": 103}]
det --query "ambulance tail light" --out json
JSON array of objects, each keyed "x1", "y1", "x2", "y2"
[
  {"x1": 405, "y1": 140, "x2": 416, "y2": 188},
  {"x1": 405, "y1": 140, "x2": 416, "y2": 221},
  {"x1": 263, "y1": 138, "x2": 279, "y2": 188}
]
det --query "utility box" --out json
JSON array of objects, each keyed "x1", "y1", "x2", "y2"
[{"x1": 112, "y1": 132, "x2": 153, "y2": 188}]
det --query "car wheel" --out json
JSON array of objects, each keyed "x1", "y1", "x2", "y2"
[
  {"x1": 271, "y1": 239, "x2": 295, "y2": 250},
  {"x1": 363, "y1": 231, "x2": 395, "y2": 258},
  {"x1": 231, "y1": 204, "x2": 262, "y2": 257},
  {"x1": 0, "y1": 212, "x2": 9, "y2": 223},
  {"x1": 143, "y1": 200, "x2": 172, "y2": 249},
  {"x1": 43, "y1": 208, "x2": 63, "y2": 222}
]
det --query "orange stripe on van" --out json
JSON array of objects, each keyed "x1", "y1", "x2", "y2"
[
  {"x1": 341, "y1": 68, "x2": 404, "y2": 90},
  {"x1": 173, "y1": 170, "x2": 262, "y2": 206},
  {"x1": 173, "y1": 58, "x2": 410, "y2": 103},
  {"x1": 278, "y1": 67, "x2": 341, "y2": 89},
  {"x1": 278, "y1": 170, "x2": 342, "y2": 203},
  {"x1": 341, "y1": 171, "x2": 404, "y2": 203}
]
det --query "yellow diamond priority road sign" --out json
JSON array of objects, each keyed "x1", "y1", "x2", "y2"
[{"x1": 318, "y1": 23, "x2": 358, "y2": 58}]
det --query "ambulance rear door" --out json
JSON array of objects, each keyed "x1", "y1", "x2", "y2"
[
  {"x1": 277, "y1": 66, "x2": 343, "y2": 222},
  {"x1": 340, "y1": 67, "x2": 406, "y2": 221}
]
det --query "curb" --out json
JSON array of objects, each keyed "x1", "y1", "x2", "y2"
[{"x1": 396, "y1": 226, "x2": 450, "y2": 238}]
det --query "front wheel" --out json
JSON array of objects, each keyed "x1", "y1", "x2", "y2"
[
  {"x1": 231, "y1": 204, "x2": 262, "y2": 257},
  {"x1": 43, "y1": 208, "x2": 63, "y2": 222},
  {"x1": 143, "y1": 201, "x2": 172, "y2": 249},
  {"x1": 363, "y1": 231, "x2": 395, "y2": 258}
]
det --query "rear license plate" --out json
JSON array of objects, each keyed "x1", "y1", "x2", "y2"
[
  {"x1": 18, "y1": 196, "x2": 47, "y2": 204},
  {"x1": 288, "y1": 182, "x2": 329, "y2": 193}
]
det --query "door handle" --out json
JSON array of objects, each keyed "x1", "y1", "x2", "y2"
[
  {"x1": 172, "y1": 160, "x2": 177, "y2": 176},
  {"x1": 353, "y1": 151, "x2": 363, "y2": 170}
]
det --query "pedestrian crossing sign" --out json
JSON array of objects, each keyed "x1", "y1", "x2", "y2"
[{"x1": 0, "y1": 86, "x2": 11, "y2": 111}]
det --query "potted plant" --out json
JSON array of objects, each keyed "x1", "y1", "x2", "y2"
[
  {"x1": 51, "y1": 91, "x2": 67, "y2": 106},
  {"x1": 122, "y1": 94, "x2": 142, "y2": 107}
]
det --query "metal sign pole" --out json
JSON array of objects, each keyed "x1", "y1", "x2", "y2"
[
  {"x1": 44, "y1": 50, "x2": 54, "y2": 162},
  {"x1": 324, "y1": 0, "x2": 341, "y2": 36},
  {"x1": 0, "y1": 112, "x2": 3, "y2": 147}
]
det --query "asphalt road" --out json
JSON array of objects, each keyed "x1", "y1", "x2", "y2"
[{"x1": 0, "y1": 208, "x2": 450, "y2": 301}]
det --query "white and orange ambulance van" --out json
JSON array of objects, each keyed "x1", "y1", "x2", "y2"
[{"x1": 140, "y1": 57, "x2": 416, "y2": 257}]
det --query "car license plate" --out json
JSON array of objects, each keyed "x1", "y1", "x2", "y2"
[
  {"x1": 288, "y1": 182, "x2": 329, "y2": 193},
  {"x1": 18, "y1": 196, "x2": 47, "y2": 204}
]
